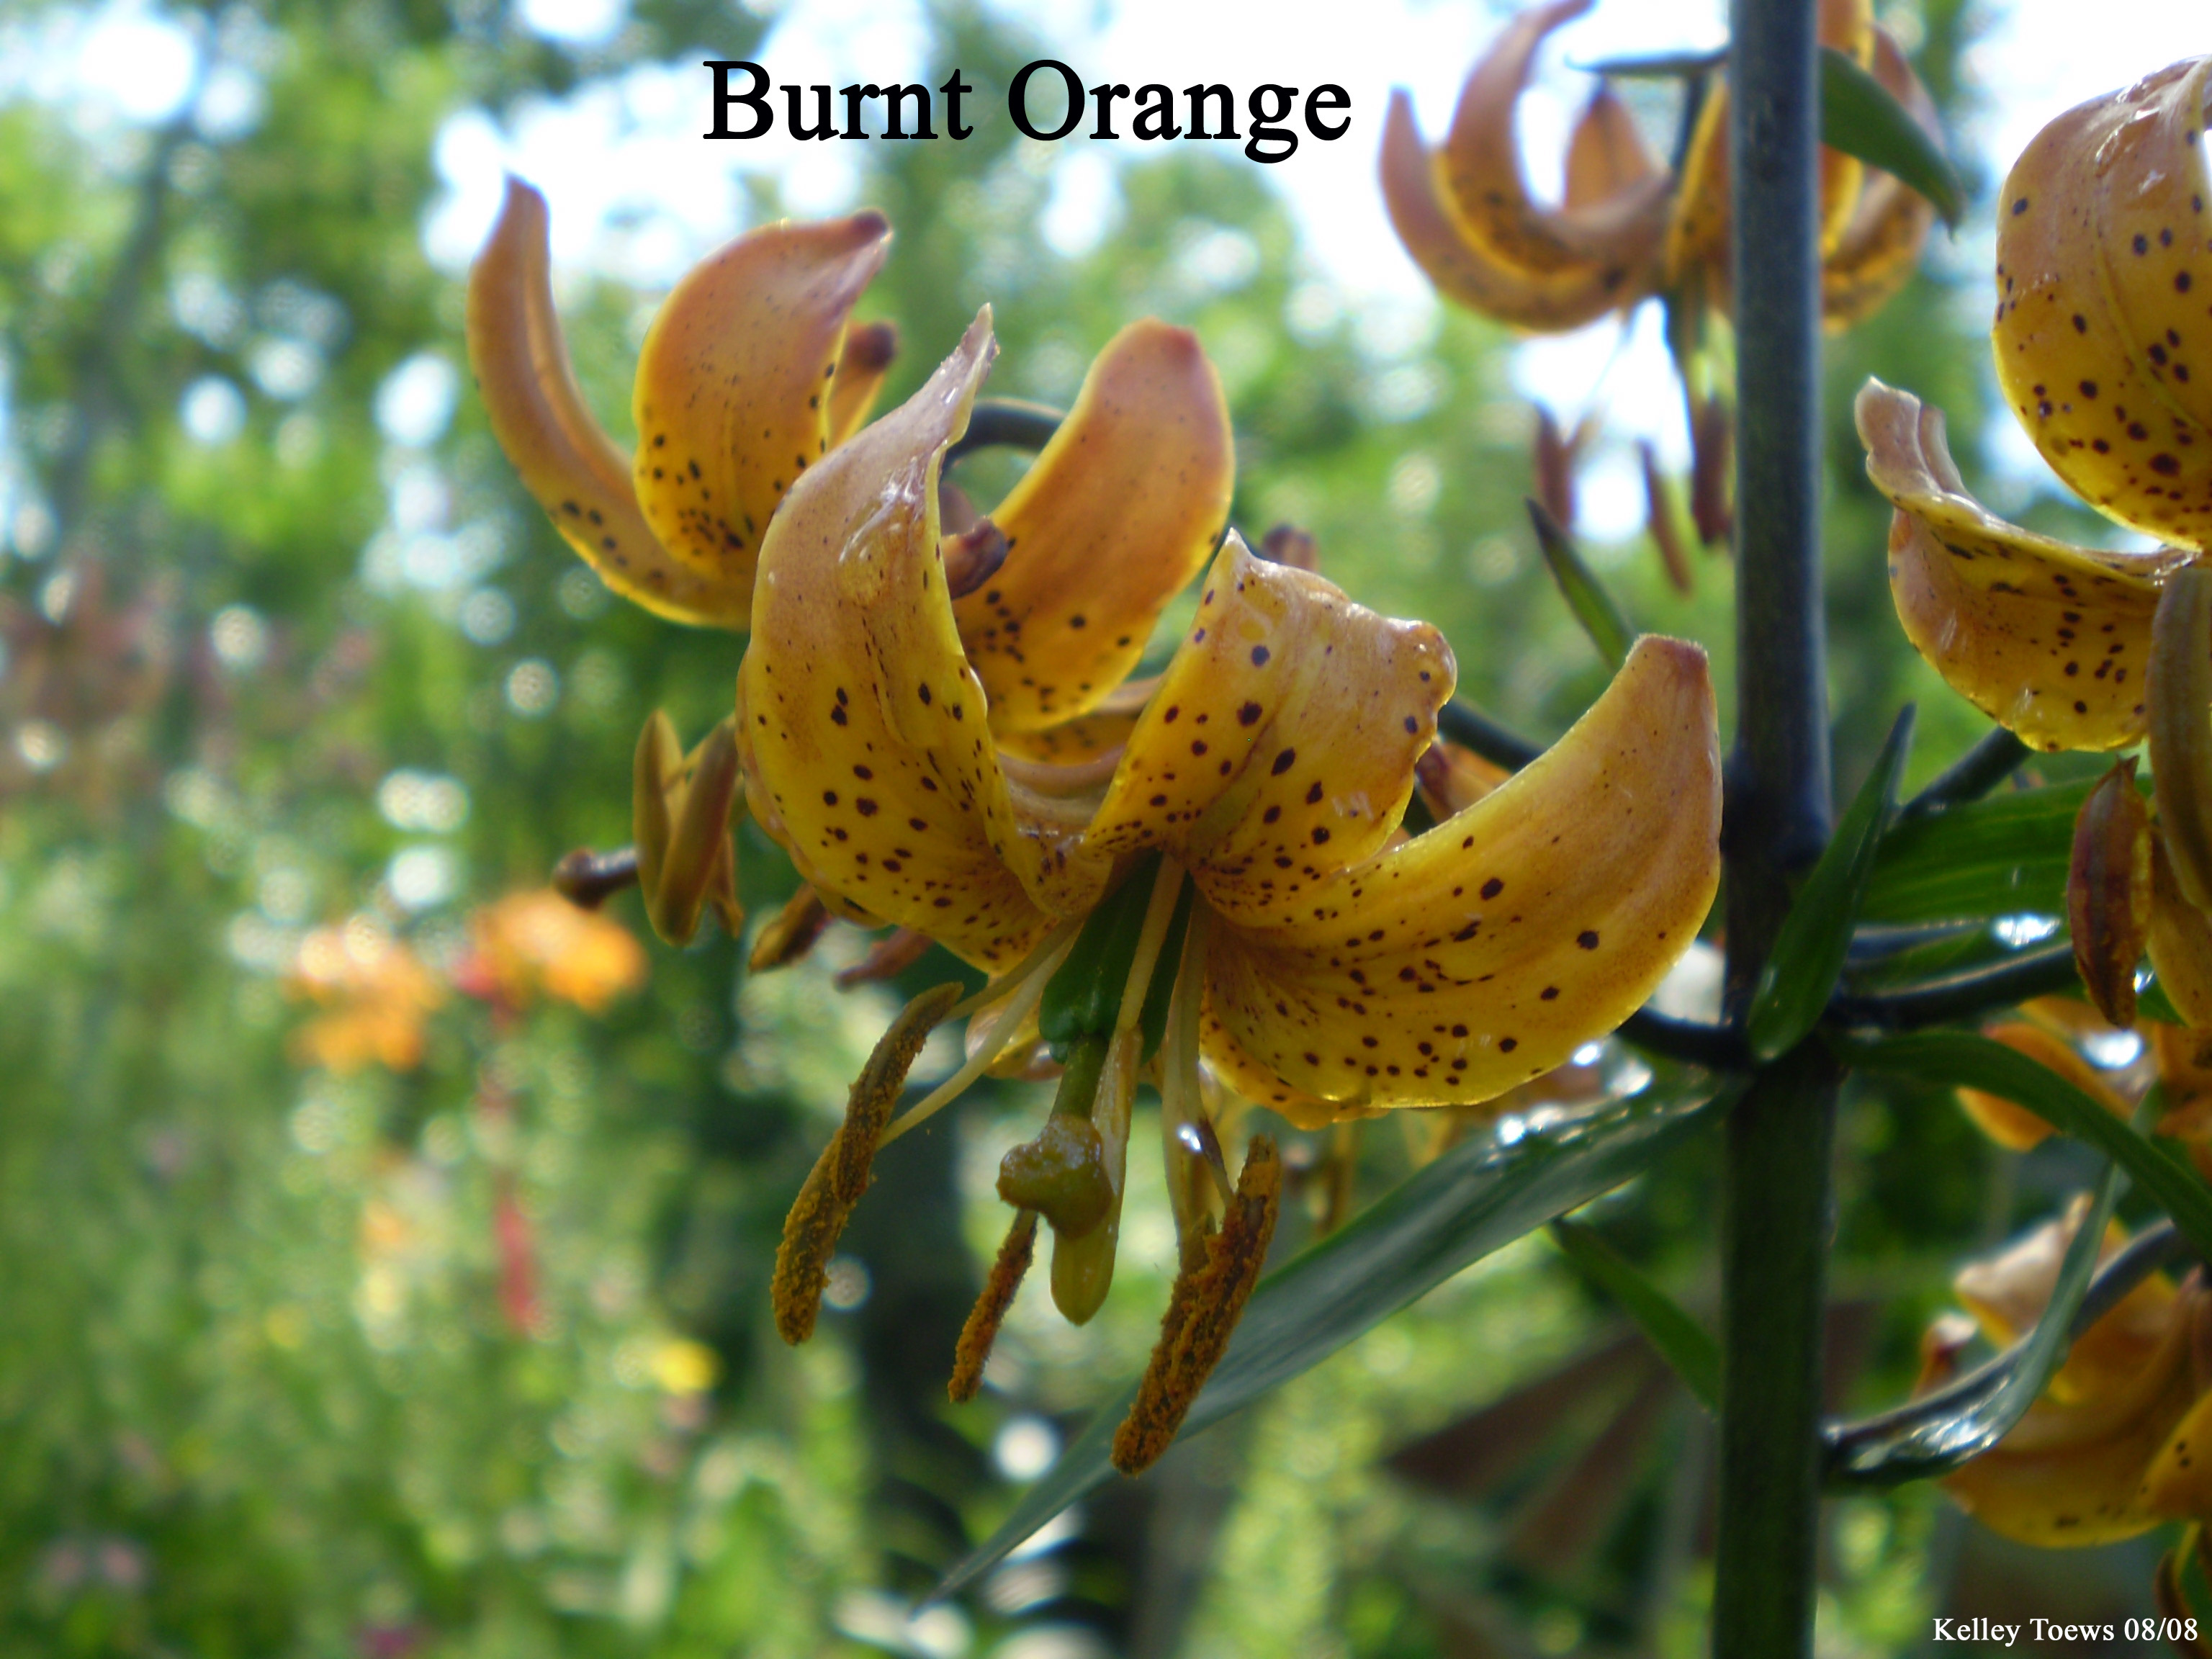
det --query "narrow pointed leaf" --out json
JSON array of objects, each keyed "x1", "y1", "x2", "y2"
[
  {"x1": 1840, "y1": 1030, "x2": 2212, "y2": 1258},
  {"x1": 1549, "y1": 1218, "x2": 1719, "y2": 1411},
  {"x1": 1862, "y1": 777, "x2": 2105, "y2": 925},
  {"x1": 1818, "y1": 44, "x2": 1964, "y2": 226},
  {"x1": 1526, "y1": 499, "x2": 1633, "y2": 670},
  {"x1": 1746, "y1": 706, "x2": 1915, "y2": 1059},
  {"x1": 1571, "y1": 46, "x2": 1730, "y2": 78},
  {"x1": 1825, "y1": 1151, "x2": 2127, "y2": 1487},
  {"x1": 932, "y1": 1068, "x2": 1737, "y2": 1600}
]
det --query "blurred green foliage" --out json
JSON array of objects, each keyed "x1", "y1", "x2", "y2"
[{"x1": 0, "y1": 0, "x2": 2175, "y2": 1653}]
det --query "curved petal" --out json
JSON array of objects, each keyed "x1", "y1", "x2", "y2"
[
  {"x1": 465, "y1": 178, "x2": 747, "y2": 628},
  {"x1": 1954, "y1": 1020, "x2": 2130, "y2": 1153},
  {"x1": 1381, "y1": 91, "x2": 1650, "y2": 332},
  {"x1": 1954, "y1": 1205, "x2": 2177, "y2": 1406},
  {"x1": 954, "y1": 321, "x2": 1233, "y2": 732},
  {"x1": 827, "y1": 320, "x2": 899, "y2": 446},
  {"x1": 1857, "y1": 379, "x2": 2187, "y2": 751},
  {"x1": 631, "y1": 212, "x2": 893, "y2": 599},
  {"x1": 737, "y1": 311, "x2": 1059, "y2": 972},
  {"x1": 1437, "y1": 0, "x2": 1672, "y2": 278},
  {"x1": 1994, "y1": 57, "x2": 2212, "y2": 549},
  {"x1": 1200, "y1": 637, "x2": 1720, "y2": 1112},
  {"x1": 1564, "y1": 84, "x2": 1661, "y2": 211},
  {"x1": 1820, "y1": 31, "x2": 1938, "y2": 328},
  {"x1": 1084, "y1": 534, "x2": 1455, "y2": 928}
]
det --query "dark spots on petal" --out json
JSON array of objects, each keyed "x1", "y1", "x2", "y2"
[
  {"x1": 1238, "y1": 701, "x2": 1263, "y2": 726},
  {"x1": 1312, "y1": 827, "x2": 1331, "y2": 845},
  {"x1": 1541, "y1": 986, "x2": 1559, "y2": 1001},
  {"x1": 853, "y1": 764, "x2": 873, "y2": 780},
  {"x1": 1578, "y1": 930, "x2": 1600, "y2": 950},
  {"x1": 1192, "y1": 739, "x2": 1208, "y2": 756},
  {"x1": 822, "y1": 791, "x2": 838, "y2": 806},
  {"x1": 1163, "y1": 705, "x2": 1181, "y2": 724},
  {"x1": 856, "y1": 799, "x2": 879, "y2": 817},
  {"x1": 1250, "y1": 645, "x2": 1270, "y2": 666},
  {"x1": 1500, "y1": 1038, "x2": 1517, "y2": 1053},
  {"x1": 2073, "y1": 313, "x2": 2089, "y2": 333},
  {"x1": 1069, "y1": 613, "x2": 1087, "y2": 628},
  {"x1": 1305, "y1": 782, "x2": 1323, "y2": 804},
  {"x1": 1271, "y1": 748, "x2": 1296, "y2": 775},
  {"x1": 1480, "y1": 878, "x2": 1503, "y2": 899},
  {"x1": 1263, "y1": 805, "x2": 1281, "y2": 823}
]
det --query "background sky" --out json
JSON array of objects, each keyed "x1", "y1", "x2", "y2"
[{"x1": 14, "y1": 0, "x2": 2212, "y2": 534}]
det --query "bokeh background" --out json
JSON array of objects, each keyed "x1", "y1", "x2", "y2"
[{"x1": 1, "y1": 0, "x2": 2199, "y2": 1653}]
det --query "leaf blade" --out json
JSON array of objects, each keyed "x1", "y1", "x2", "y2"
[
  {"x1": 1550, "y1": 1217, "x2": 1720, "y2": 1411},
  {"x1": 1747, "y1": 706, "x2": 1915, "y2": 1060},
  {"x1": 1818, "y1": 43, "x2": 1965, "y2": 227},
  {"x1": 1526, "y1": 498, "x2": 1633, "y2": 670}
]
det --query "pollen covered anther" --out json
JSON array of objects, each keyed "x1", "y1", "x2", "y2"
[
  {"x1": 772, "y1": 981, "x2": 965, "y2": 1344},
  {"x1": 950, "y1": 1208, "x2": 1039, "y2": 1403},
  {"x1": 1111, "y1": 1135, "x2": 1282, "y2": 1475}
]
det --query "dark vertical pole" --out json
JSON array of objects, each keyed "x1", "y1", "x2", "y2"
[{"x1": 1713, "y1": 0, "x2": 1838, "y2": 1652}]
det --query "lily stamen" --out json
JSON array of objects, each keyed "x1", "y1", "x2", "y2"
[
  {"x1": 1112, "y1": 1135, "x2": 1282, "y2": 1475},
  {"x1": 880, "y1": 926, "x2": 1079, "y2": 1147},
  {"x1": 949, "y1": 1209, "x2": 1040, "y2": 1403},
  {"x1": 772, "y1": 981, "x2": 965, "y2": 1343}
]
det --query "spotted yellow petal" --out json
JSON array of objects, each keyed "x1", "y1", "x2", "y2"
[
  {"x1": 1954, "y1": 1204, "x2": 2177, "y2": 1406},
  {"x1": 2143, "y1": 1384, "x2": 2212, "y2": 1521},
  {"x1": 1436, "y1": 0, "x2": 1671, "y2": 281},
  {"x1": 1381, "y1": 91, "x2": 1649, "y2": 332},
  {"x1": 465, "y1": 177, "x2": 747, "y2": 628},
  {"x1": 954, "y1": 321, "x2": 1233, "y2": 733},
  {"x1": 1994, "y1": 57, "x2": 2212, "y2": 549},
  {"x1": 1084, "y1": 534, "x2": 1454, "y2": 927},
  {"x1": 1200, "y1": 637, "x2": 1719, "y2": 1113},
  {"x1": 737, "y1": 310, "x2": 1059, "y2": 972},
  {"x1": 632, "y1": 211, "x2": 892, "y2": 602},
  {"x1": 1857, "y1": 378, "x2": 2186, "y2": 750}
]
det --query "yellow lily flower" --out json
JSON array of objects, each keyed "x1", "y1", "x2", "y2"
[
  {"x1": 466, "y1": 176, "x2": 899, "y2": 629},
  {"x1": 748, "y1": 308, "x2": 1722, "y2": 1469},
  {"x1": 1921, "y1": 1201, "x2": 2212, "y2": 1547},
  {"x1": 1380, "y1": 0, "x2": 1937, "y2": 336}
]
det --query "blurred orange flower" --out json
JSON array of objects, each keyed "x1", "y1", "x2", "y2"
[
  {"x1": 287, "y1": 922, "x2": 445, "y2": 1072},
  {"x1": 462, "y1": 889, "x2": 648, "y2": 1014}
]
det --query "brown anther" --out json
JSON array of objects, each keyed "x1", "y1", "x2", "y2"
[
  {"x1": 2067, "y1": 757, "x2": 2150, "y2": 1026},
  {"x1": 551, "y1": 845, "x2": 640, "y2": 910},
  {"x1": 771, "y1": 981, "x2": 964, "y2": 1344},
  {"x1": 835, "y1": 925, "x2": 934, "y2": 989},
  {"x1": 749, "y1": 883, "x2": 834, "y2": 973},
  {"x1": 1638, "y1": 440, "x2": 1694, "y2": 595},
  {"x1": 1257, "y1": 523, "x2": 1321, "y2": 572},
  {"x1": 1111, "y1": 1136, "x2": 1282, "y2": 1475},
  {"x1": 1689, "y1": 392, "x2": 1733, "y2": 548},
  {"x1": 949, "y1": 1209, "x2": 1039, "y2": 1403},
  {"x1": 635, "y1": 711, "x2": 745, "y2": 945},
  {"x1": 1532, "y1": 405, "x2": 1576, "y2": 532},
  {"x1": 943, "y1": 518, "x2": 1010, "y2": 600},
  {"x1": 842, "y1": 318, "x2": 899, "y2": 375},
  {"x1": 1414, "y1": 739, "x2": 1511, "y2": 822}
]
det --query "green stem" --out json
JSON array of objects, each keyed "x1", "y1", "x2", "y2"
[{"x1": 1713, "y1": 0, "x2": 1833, "y2": 1650}]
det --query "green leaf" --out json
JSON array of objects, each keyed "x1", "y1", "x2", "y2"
[
  {"x1": 1839, "y1": 1030, "x2": 2212, "y2": 1259},
  {"x1": 1526, "y1": 498, "x2": 1633, "y2": 670},
  {"x1": 1746, "y1": 706, "x2": 1915, "y2": 1060},
  {"x1": 1826, "y1": 1147, "x2": 2123, "y2": 1487},
  {"x1": 1549, "y1": 1218, "x2": 1719, "y2": 1412},
  {"x1": 1818, "y1": 44, "x2": 1965, "y2": 227},
  {"x1": 1861, "y1": 778, "x2": 2100, "y2": 925},
  {"x1": 1571, "y1": 46, "x2": 1729, "y2": 78},
  {"x1": 932, "y1": 1068, "x2": 1738, "y2": 1600}
]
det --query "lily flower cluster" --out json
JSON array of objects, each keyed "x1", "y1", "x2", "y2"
[
  {"x1": 1385, "y1": 0, "x2": 1941, "y2": 542},
  {"x1": 467, "y1": 174, "x2": 1724, "y2": 1468},
  {"x1": 1861, "y1": 54, "x2": 2212, "y2": 1542}
]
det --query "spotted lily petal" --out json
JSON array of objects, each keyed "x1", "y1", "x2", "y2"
[
  {"x1": 1994, "y1": 57, "x2": 2212, "y2": 549},
  {"x1": 631, "y1": 211, "x2": 893, "y2": 603},
  {"x1": 738, "y1": 310, "x2": 1061, "y2": 972},
  {"x1": 1199, "y1": 637, "x2": 1720, "y2": 1113},
  {"x1": 465, "y1": 178, "x2": 747, "y2": 628},
  {"x1": 1856, "y1": 378, "x2": 2188, "y2": 750},
  {"x1": 1084, "y1": 534, "x2": 1454, "y2": 925},
  {"x1": 1380, "y1": 91, "x2": 1650, "y2": 333},
  {"x1": 954, "y1": 320, "x2": 1233, "y2": 733},
  {"x1": 1435, "y1": 0, "x2": 1672, "y2": 280}
]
